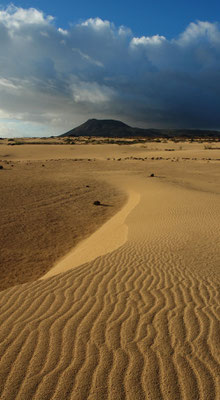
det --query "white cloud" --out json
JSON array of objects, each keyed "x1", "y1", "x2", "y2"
[
  {"x1": 0, "y1": 78, "x2": 20, "y2": 90},
  {"x1": 58, "y1": 27, "x2": 68, "y2": 35},
  {"x1": 0, "y1": 5, "x2": 53, "y2": 29},
  {"x1": 131, "y1": 35, "x2": 166, "y2": 46},
  {"x1": 80, "y1": 17, "x2": 111, "y2": 30},
  {"x1": 71, "y1": 48, "x2": 104, "y2": 67},
  {"x1": 0, "y1": 5, "x2": 220, "y2": 137},
  {"x1": 71, "y1": 81, "x2": 115, "y2": 104},
  {"x1": 177, "y1": 21, "x2": 220, "y2": 45}
]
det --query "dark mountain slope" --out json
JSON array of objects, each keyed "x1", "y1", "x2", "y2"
[{"x1": 60, "y1": 119, "x2": 220, "y2": 139}]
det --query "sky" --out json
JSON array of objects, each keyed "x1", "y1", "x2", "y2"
[{"x1": 0, "y1": 1, "x2": 220, "y2": 137}]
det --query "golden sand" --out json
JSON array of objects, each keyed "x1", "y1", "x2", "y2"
[
  {"x1": 0, "y1": 140, "x2": 219, "y2": 399},
  {"x1": 0, "y1": 159, "x2": 126, "y2": 291}
]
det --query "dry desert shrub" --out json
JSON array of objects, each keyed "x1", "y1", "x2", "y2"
[{"x1": 93, "y1": 200, "x2": 101, "y2": 206}]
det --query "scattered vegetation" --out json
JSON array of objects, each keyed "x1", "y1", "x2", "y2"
[
  {"x1": 2, "y1": 135, "x2": 220, "y2": 146},
  {"x1": 64, "y1": 138, "x2": 76, "y2": 144},
  {"x1": 203, "y1": 144, "x2": 220, "y2": 150},
  {"x1": 93, "y1": 200, "x2": 101, "y2": 206},
  {"x1": 8, "y1": 141, "x2": 24, "y2": 146}
]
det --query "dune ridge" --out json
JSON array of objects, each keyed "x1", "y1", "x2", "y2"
[
  {"x1": 43, "y1": 188, "x2": 140, "y2": 279},
  {"x1": 0, "y1": 161, "x2": 127, "y2": 291},
  {"x1": 0, "y1": 175, "x2": 219, "y2": 399}
]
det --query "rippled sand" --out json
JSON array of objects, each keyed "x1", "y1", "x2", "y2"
[{"x1": 0, "y1": 141, "x2": 219, "y2": 399}]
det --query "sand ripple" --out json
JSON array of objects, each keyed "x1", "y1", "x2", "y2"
[{"x1": 0, "y1": 178, "x2": 219, "y2": 399}]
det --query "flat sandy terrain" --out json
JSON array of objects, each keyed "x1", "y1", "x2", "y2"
[{"x1": 0, "y1": 139, "x2": 219, "y2": 399}]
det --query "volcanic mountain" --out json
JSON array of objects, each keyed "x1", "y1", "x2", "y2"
[
  {"x1": 60, "y1": 119, "x2": 220, "y2": 139},
  {"x1": 60, "y1": 119, "x2": 141, "y2": 138}
]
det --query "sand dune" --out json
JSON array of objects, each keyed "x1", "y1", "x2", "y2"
[
  {"x1": 0, "y1": 168, "x2": 219, "y2": 399},
  {"x1": 0, "y1": 160, "x2": 126, "y2": 290},
  {"x1": 43, "y1": 187, "x2": 140, "y2": 279}
]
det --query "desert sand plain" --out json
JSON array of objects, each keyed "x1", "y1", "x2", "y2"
[{"x1": 0, "y1": 138, "x2": 219, "y2": 399}]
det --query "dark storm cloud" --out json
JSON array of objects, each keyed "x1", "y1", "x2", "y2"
[{"x1": 0, "y1": 5, "x2": 220, "y2": 136}]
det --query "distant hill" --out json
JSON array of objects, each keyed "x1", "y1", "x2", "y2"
[
  {"x1": 60, "y1": 119, "x2": 138, "y2": 138},
  {"x1": 60, "y1": 119, "x2": 220, "y2": 139}
]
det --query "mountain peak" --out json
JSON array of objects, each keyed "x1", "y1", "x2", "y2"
[
  {"x1": 60, "y1": 118, "x2": 134, "y2": 138},
  {"x1": 60, "y1": 119, "x2": 220, "y2": 139}
]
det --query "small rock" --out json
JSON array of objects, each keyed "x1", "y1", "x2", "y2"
[{"x1": 93, "y1": 200, "x2": 101, "y2": 206}]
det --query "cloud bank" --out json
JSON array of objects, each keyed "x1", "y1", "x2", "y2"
[{"x1": 1, "y1": 5, "x2": 220, "y2": 136}]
